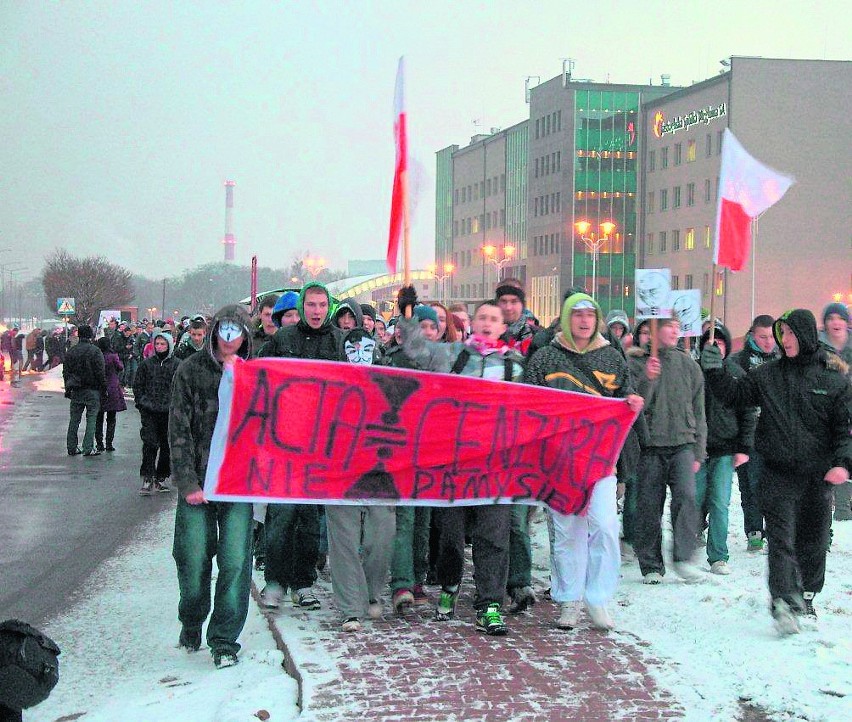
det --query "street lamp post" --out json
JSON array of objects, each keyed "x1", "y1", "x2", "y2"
[
  {"x1": 303, "y1": 256, "x2": 327, "y2": 279},
  {"x1": 574, "y1": 220, "x2": 616, "y2": 300},
  {"x1": 480, "y1": 244, "x2": 516, "y2": 292},
  {"x1": 427, "y1": 262, "x2": 455, "y2": 303}
]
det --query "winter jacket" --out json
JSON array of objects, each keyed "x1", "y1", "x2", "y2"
[
  {"x1": 333, "y1": 299, "x2": 364, "y2": 329},
  {"x1": 818, "y1": 329, "x2": 852, "y2": 374},
  {"x1": 25, "y1": 330, "x2": 40, "y2": 351},
  {"x1": 169, "y1": 304, "x2": 254, "y2": 498},
  {"x1": 698, "y1": 324, "x2": 757, "y2": 456},
  {"x1": 502, "y1": 317, "x2": 534, "y2": 356},
  {"x1": 627, "y1": 343, "x2": 707, "y2": 461},
  {"x1": 100, "y1": 351, "x2": 128, "y2": 413},
  {"x1": 133, "y1": 331, "x2": 180, "y2": 413},
  {"x1": 399, "y1": 317, "x2": 524, "y2": 381},
  {"x1": 705, "y1": 309, "x2": 852, "y2": 477},
  {"x1": 377, "y1": 341, "x2": 418, "y2": 370},
  {"x1": 63, "y1": 339, "x2": 105, "y2": 392}
]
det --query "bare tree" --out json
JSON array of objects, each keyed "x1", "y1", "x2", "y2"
[{"x1": 40, "y1": 249, "x2": 134, "y2": 325}]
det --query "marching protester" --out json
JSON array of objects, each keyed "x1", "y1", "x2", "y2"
[
  {"x1": 700, "y1": 309, "x2": 851, "y2": 634},
  {"x1": 62, "y1": 325, "x2": 104, "y2": 457},
  {"x1": 729, "y1": 314, "x2": 778, "y2": 550},
  {"x1": 133, "y1": 330, "x2": 180, "y2": 495},
  {"x1": 174, "y1": 316, "x2": 207, "y2": 361},
  {"x1": 257, "y1": 282, "x2": 345, "y2": 613},
  {"x1": 169, "y1": 305, "x2": 256, "y2": 668},
  {"x1": 252, "y1": 295, "x2": 279, "y2": 347},
  {"x1": 524, "y1": 291, "x2": 644, "y2": 630},
  {"x1": 398, "y1": 286, "x2": 525, "y2": 636},
  {"x1": 695, "y1": 322, "x2": 758, "y2": 575},
  {"x1": 94, "y1": 337, "x2": 127, "y2": 453},
  {"x1": 629, "y1": 316, "x2": 707, "y2": 585}
]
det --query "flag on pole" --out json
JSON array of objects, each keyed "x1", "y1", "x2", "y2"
[
  {"x1": 386, "y1": 57, "x2": 407, "y2": 274},
  {"x1": 714, "y1": 128, "x2": 794, "y2": 271}
]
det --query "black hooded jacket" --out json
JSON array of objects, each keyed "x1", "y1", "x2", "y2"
[
  {"x1": 699, "y1": 323, "x2": 758, "y2": 456},
  {"x1": 705, "y1": 309, "x2": 851, "y2": 476}
]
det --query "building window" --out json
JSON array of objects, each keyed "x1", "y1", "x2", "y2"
[
  {"x1": 661, "y1": 147, "x2": 669, "y2": 168},
  {"x1": 702, "y1": 272, "x2": 709, "y2": 295},
  {"x1": 534, "y1": 158, "x2": 539, "y2": 178},
  {"x1": 705, "y1": 178, "x2": 712, "y2": 203},
  {"x1": 500, "y1": 173, "x2": 506, "y2": 191},
  {"x1": 557, "y1": 110, "x2": 562, "y2": 131},
  {"x1": 673, "y1": 186, "x2": 681, "y2": 209},
  {"x1": 685, "y1": 274, "x2": 693, "y2": 289},
  {"x1": 480, "y1": 181, "x2": 485, "y2": 198},
  {"x1": 534, "y1": 197, "x2": 539, "y2": 216},
  {"x1": 649, "y1": 150, "x2": 656, "y2": 172},
  {"x1": 706, "y1": 133, "x2": 712, "y2": 157},
  {"x1": 659, "y1": 231, "x2": 667, "y2": 253},
  {"x1": 717, "y1": 130, "x2": 724, "y2": 155},
  {"x1": 545, "y1": 115, "x2": 551, "y2": 134},
  {"x1": 485, "y1": 213, "x2": 491, "y2": 231},
  {"x1": 674, "y1": 143, "x2": 682, "y2": 166},
  {"x1": 545, "y1": 155, "x2": 550, "y2": 175},
  {"x1": 647, "y1": 191, "x2": 655, "y2": 213},
  {"x1": 687, "y1": 139, "x2": 696, "y2": 162},
  {"x1": 647, "y1": 232, "x2": 654, "y2": 255},
  {"x1": 454, "y1": 189, "x2": 459, "y2": 205},
  {"x1": 687, "y1": 182, "x2": 695, "y2": 206},
  {"x1": 453, "y1": 220, "x2": 459, "y2": 237},
  {"x1": 556, "y1": 151, "x2": 561, "y2": 171},
  {"x1": 472, "y1": 216, "x2": 479, "y2": 233},
  {"x1": 672, "y1": 275, "x2": 679, "y2": 290},
  {"x1": 473, "y1": 184, "x2": 479, "y2": 201},
  {"x1": 672, "y1": 229, "x2": 680, "y2": 251},
  {"x1": 715, "y1": 176, "x2": 719, "y2": 200},
  {"x1": 660, "y1": 188, "x2": 668, "y2": 211},
  {"x1": 486, "y1": 178, "x2": 492, "y2": 196},
  {"x1": 704, "y1": 225, "x2": 712, "y2": 248},
  {"x1": 535, "y1": 119, "x2": 540, "y2": 139},
  {"x1": 499, "y1": 209, "x2": 505, "y2": 227},
  {"x1": 685, "y1": 227, "x2": 695, "y2": 250}
]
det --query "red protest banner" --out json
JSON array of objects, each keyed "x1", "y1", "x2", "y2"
[{"x1": 208, "y1": 358, "x2": 637, "y2": 515}]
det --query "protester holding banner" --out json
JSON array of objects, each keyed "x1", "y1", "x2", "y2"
[
  {"x1": 695, "y1": 322, "x2": 757, "y2": 576},
  {"x1": 630, "y1": 317, "x2": 707, "y2": 585},
  {"x1": 525, "y1": 292, "x2": 644, "y2": 630},
  {"x1": 256, "y1": 282, "x2": 345, "y2": 612},
  {"x1": 399, "y1": 287, "x2": 524, "y2": 636},
  {"x1": 700, "y1": 309, "x2": 851, "y2": 635},
  {"x1": 169, "y1": 304, "x2": 256, "y2": 669}
]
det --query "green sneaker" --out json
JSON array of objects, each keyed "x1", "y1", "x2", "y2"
[
  {"x1": 475, "y1": 603, "x2": 508, "y2": 636},
  {"x1": 435, "y1": 585, "x2": 459, "y2": 621},
  {"x1": 747, "y1": 532, "x2": 764, "y2": 552}
]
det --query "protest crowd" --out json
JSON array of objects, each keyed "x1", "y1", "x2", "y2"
[{"x1": 37, "y1": 280, "x2": 852, "y2": 671}]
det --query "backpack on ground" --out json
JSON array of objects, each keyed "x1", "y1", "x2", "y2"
[{"x1": 0, "y1": 619, "x2": 61, "y2": 709}]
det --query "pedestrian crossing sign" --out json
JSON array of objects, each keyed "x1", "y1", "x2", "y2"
[{"x1": 57, "y1": 297, "x2": 76, "y2": 315}]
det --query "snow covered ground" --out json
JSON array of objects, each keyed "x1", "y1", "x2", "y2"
[{"x1": 29, "y1": 508, "x2": 299, "y2": 722}]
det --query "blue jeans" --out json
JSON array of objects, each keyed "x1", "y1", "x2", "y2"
[
  {"x1": 736, "y1": 453, "x2": 764, "y2": 537},
  {"x1": 695, "y1": 455, "x2": 734, "y2": 564},
  {"x1": 123, "y1": 357, "x2": 138, "y2": 388},
  {"x1": 173, "y1": 498, "x2": 254, "y2": 654},
  {"x1": 390, "y1": 506, "x2": 431, "y2": 591},
  {"x1": 67, "y1": 389, "x2": 100, "y2": 454}
]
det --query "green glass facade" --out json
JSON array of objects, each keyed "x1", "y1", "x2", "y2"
[
  {"x1": 572, "y1": 89, "x2": 640, "y2": 316},
  {"x1": 435, "y1": 146, "x2": 457, "y2": 265},
  {"x1": 505, "y1": 124, "x2": 528, "y2": 261}
]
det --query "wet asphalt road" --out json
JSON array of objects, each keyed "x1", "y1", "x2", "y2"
[{"x1": 0, "y1": 371, "x2": 174, "y2": 626}]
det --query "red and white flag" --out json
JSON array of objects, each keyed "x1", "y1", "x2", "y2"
[
  {"x1": 386, "y1": 57, "x2": 407, "y2": 274},
  {"x1": 714, "y1": 129, "x2": 794, "y2": 271}
]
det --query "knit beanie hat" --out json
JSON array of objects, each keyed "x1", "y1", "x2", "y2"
[
  {"x1": 413, "y1": 304, "x2": 439, "y2": 326},
  {"x1": 495, "y1": 284, "x2": 525, "y2": 307},
  {"x1": 822, "y1": 302, "x2": 850, "y2": 326}
]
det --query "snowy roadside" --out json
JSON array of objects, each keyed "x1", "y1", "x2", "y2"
[
  {"x1": 29, "y1": 507, "x2": 299, "y2": 722},
  {"x1": 608, "y1": 488, "x2": 852, "y2": 722}
]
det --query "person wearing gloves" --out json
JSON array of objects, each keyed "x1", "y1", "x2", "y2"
[
  {"x1": 169, "y1": 305, "x2": 255, "y2": 669},
  {"x1": 700, "y1": 309, "x2": 851, "y2": 635},
  {"x1": 133, "y1": 329, "x2": 180, "y2": 494}
]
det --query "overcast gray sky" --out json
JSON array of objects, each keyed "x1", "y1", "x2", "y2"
[{"x1": 1, "y1": 0, "x2": 846, "y2": 281}]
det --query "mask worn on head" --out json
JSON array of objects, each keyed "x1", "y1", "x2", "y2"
[
  {"x1": 217, "y1": 321, "x2": 243, "y2": 343},
  {"x1": 344, "y1": 329, "x2": 376, "y2": 365}
]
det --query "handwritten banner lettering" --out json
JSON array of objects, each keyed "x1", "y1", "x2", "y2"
[{"x1": 204, "y1": 358, "x2": 637, "y2": 515}]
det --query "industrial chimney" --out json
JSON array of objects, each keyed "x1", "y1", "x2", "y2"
[{"x1": 223, "y1": 180, "x2": 236, "y2": 262}]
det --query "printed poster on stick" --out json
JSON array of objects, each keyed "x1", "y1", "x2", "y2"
[
  {"x1": 670, "y1": 289, "x2": 703, "y2": 337},
  {"x1": 204, "y1": 358, "x2": 638, "y2": 515},
  {"x1": 634, "y1": 268, "x2": 672, "y2": 320}
]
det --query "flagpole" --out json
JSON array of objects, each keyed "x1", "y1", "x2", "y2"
[
  {"x1": 708, "y1": 262, "x2": 718, "y2": 344},
  {"x1": 402, "y1": 171, "x2": 411, "y2": 288}
]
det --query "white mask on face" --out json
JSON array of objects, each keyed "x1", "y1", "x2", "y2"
[{"x1": 217, "y1": 321, "x2": 243, "y2": 343}]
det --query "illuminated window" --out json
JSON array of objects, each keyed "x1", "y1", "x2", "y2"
[
  {"x1": 687, "y1": 140, "x2": 696, "y2": 162},
  {"x1": 472, "y1": 216, "x2": 479, "y2": 233},
  {"x1": 704, "y1": 226, "x2": 711, "y2": 248},
  {"x1": 685, "y1": 228, "x2": 695, "y2": 250}
]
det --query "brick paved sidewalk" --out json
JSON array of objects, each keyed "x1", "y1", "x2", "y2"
[{"x1": 261, "y1": 563, "x2": 684, "y2": 721}]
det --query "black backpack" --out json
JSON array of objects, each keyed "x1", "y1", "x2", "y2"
[{"x1": 0, "y1": 620, "x2": 60, "y2": 710}]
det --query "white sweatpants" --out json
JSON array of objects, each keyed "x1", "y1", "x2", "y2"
[{"x1": 548, "y1": 475, "x2": 620, "y2": 607}]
